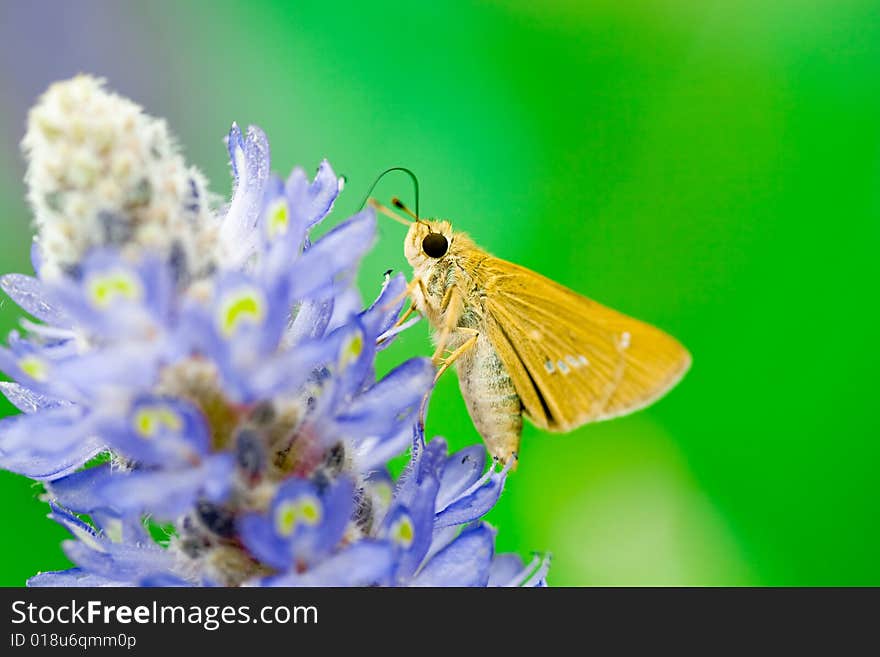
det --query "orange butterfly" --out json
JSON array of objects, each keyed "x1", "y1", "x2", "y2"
[{"x1": 372, "y1": 198, "x2": 691, "y2": 466}]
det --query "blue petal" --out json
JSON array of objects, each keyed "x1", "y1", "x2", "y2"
[
  {"x1": 95, "y1": 454, "x2": 234, "y2": 520},
  {"x1": 239, "y1": 512, "x2": 290, "y2": 571},
  {"x1": 422, "y1": 524, "x2": 460, "y2": 567},
  {"x1": 0, "y1": 420, "x2": 104, "y2": 481},
  {"x1": 275, "y1": 476, "x2": 354, "y2": 564},
  {"x1": 0, "y1": 344, "x2": 69, "y2": 401},
  {"x1": 100, "y1": 396, "x2": 211, "y2": 467},
  {"x1": 336, "y1": 357, "x2": 434, "y2": 439},
  {"x1": 51, "y1": 344, "x2": 163, "y2": 404},
  {"x1": 46, "y1": 505, "x2": 178, "y2": 583},
  {"x1": 286, "y1": 160, "x2": 341, "y2": 230},
  {"x1": 385, "y1": 476, "x2": 440, "y2": 581},
  {"x1": 187, "y1": 271, "x2": 296, "y2": 401},
  {"x1": 61, "y1": 539, "x2": 178, "y2": 584},
  {"x1": 285, "y1": 296, "x2": 334, "y2": 345},
  {"x1": 287, "y1": 207, "x2": 376, "y2": 302},
  {"x1": 0, "y1": 382, "x2": 69, "y2": 414},
  {"x1": 488, "y1": 553, "x2": 527, "y2": 587},
  {"x1": 411, "y1": 523, "x2": 495, "y2": 587},
  {"x1": 241, "y1": 476, "x2": 355, "y2": 571},
  {"x1": 94, "y1": 512, "x2": 151, "y2": 544},
  {"x1": 435, "y1": 445, "x2": 486, "y2": 511},
  {"x1": 307, "y1": 476, "x2": 355, "y2": 561},
  {"x1": 259, "y1": 175, "x2": 307, "y2": 280},
  {"x1": 487, "y1": 553, "x2": 551, "y2": 587},
  {"x1": 28, "y1": 568, "x2": 119, "y2": 587},
  {"x1": 238, "y1": 513, "x2": 291, "y2": 570},
  {"x1": 0, "y1": 406, "x2": 93, "y2": 457},
  {"x1": 226, "y1": 122, "x2": 245, "y2": 178},
  {"x1": 221, "y1": 123, "x2": 271, "y2": 268},
  {"x1": 245, "y1": 324, "x2": 351, "y2": 400},
  {"x1": 0, "y1": 273, "x2": 70, "y2": 326},
  {"x1": 325, "y1": 284, "x2": 363, "y2": 334},
  {"x1": 264, "y1": 541, "x2": 393, "y2": 587},
  {"x1": 362, "y1": 468, "x2": 395, "y2": 522},
  {"x1": 330, "y1": 316, "x2": 375, "y2": 402},
  {"x1": 522, "y1": 554, "x2": 552, "y2": 587},
  {"x1": 47, "y1": 465, "x2": 149, "y2": 544},
  {"x1": 434, "y1": 463, "x2": 509, "y2": 529},
  {"x1": 47, "y1": 463, "x2": 115, "y2": 513},
  {"x1": 354, "y1": 421, "x2": 412, "y2": 472},
  {"x1": 360, "y1": 272, "x2": 408, "y2": 351},
  {"x1": 47, "y1": 251, "x2": 173, "y2": 339},
  {"x1": 212, "y1": 270, "x2": 289, "y2": 346},
  {"x1": 140, "y1": 574, "x2": 195, "y2": 587},
  {"x1": 393, "y1": 436, "x2": 446, "y2": 512}
]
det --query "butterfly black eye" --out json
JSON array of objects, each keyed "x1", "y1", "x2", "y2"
[{"x1": 422, "y1": 233, "x2": 448, "y2": 258}]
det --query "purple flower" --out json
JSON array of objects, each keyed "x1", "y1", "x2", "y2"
[{"x1": 3, "y1": 76, "x2": 549, "y2": 588}]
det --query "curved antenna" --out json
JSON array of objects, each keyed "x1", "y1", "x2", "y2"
[
  {"x1": 358, "y1": 166, "x2": 420, "y2": 219},
  {"x1": 369, "y1": 198, "x2": 413, "y2": 227}
]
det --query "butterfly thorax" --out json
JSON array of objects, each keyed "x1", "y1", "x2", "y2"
[{"x1": 405, "y1": 221, "x2": 523, "y2": 460}]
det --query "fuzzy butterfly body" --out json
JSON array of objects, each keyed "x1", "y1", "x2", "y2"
[{"x1": 377, "y1": 201, "x2": 691, "y2": 465}]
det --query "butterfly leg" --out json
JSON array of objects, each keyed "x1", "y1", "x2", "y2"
[
  {"x1": 434, "y1": 328, "x2": 479, "y2": 382},
  {"x1": 431, "y1": 285, "x2": 465, "y2": 364},
  {"x1": 375, "y1": 311, "x2": 422, "y2": 347},
  {"x1": 392, "y1": 301, "x2": 419, "y2": 328},
  {"x1": 376, "y1": 302, "x2": 422, "y2": 346},
  {"x1": 418, "y1": 327, "x2": 479, "y2": 425},
  {"x1": 380, "y1": 275, "x2": 426, "y2": 313}
]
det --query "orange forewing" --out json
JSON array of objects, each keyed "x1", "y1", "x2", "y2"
[{"x1": 478, "y1": 258, "x2": 691, "y2": 431}]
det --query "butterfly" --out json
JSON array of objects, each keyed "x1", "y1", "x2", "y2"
[{"x1": 372, "y1": 197, "x2": 691, "y2": 466}]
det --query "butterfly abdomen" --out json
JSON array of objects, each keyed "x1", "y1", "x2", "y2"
[{"x1": 455, "y1": 333, "x2": 522, "y2": 461}]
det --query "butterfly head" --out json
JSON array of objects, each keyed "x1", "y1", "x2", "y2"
[
  {"x1": 367, "y1": 198, "x2": 464, "y2": 273},
  {"x1": 404, "y1": 219, "x2": 454, "y2": 269}
]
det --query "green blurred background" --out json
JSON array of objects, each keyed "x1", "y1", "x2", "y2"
[{"x1": 0, "y1": 0, "x2": 877, "y2": 586}]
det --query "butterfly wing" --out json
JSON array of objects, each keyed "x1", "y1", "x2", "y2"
[{"x1": 478, "y1": 257, "x2": 691, "y2": 431}]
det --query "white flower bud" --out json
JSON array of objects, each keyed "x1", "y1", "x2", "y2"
[{"x1": 22, "y1": 75, "x2": 218, "y2": 279}]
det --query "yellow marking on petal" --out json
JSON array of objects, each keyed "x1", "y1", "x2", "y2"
[
  {"x1": 218, "y1": 288, "x2": 267, "y2": 337},
  {"x1": 390, "y1": 514, "x2": 415, "y2": 549},
  {"x1": 103, "y1": 518, "x2": 123, "y2": 543},
  {"x1": 373, "y1": 482, "x2": 393, "y2": 508},
  {"x1": 276, "y1": 501, "x2": 299, "y2": 537},
  {"x1": 298, "y1": 496, "x2": 322, "y2": 526},
  {"x1": 266, "y1": 199, "x2": 290, "y2": 240},
  {"x1": 339, "y1": 331, "x2": 364, "y2": 369},
  {"x1": 87, "y1": 271, "x2": 143, "y2": 309},
  {"x1": 275, "y1": 496, "x2": 322, "y2": 536},
  {"x1": 133, "y1": 406, "x2": 183, "y2": 438},
  {"x1": 18, "y1": 355, "x2": 49, "y2": 382}
]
